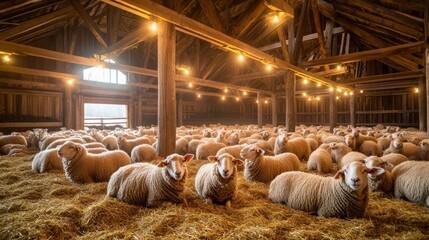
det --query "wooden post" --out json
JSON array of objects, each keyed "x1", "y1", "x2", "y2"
[
  {"x1": 285, "y1": 70, "x2": 296, "y2": 132},
  {"x1": 350, "y1": 91, "x2": 356, "y2": 127},
  {"x1": 329, "y1": 91, "x2": 337, "y2": 132},
  {"x1": 271, "y1": 93, "x2": 277, "y2": 127},
  {"x1": 64, "y1": 83, "x2": 73, "y2": 129},
  {"x1": 137, "y1": 89, "x2": 143, "y2": 127},
  {"x1": 426, "y1": 48, "x2": 429, "y2": 135},
  {"x1": 177, "y1": 93, "x2": 183, "y2": 127},
  {"x1": 157, "y1": 21, "x2": 176, "y2": 157},
  {"x1": 257, "y1": 92, "x2": 263, "y2": 127},
  {"x1": 419, "y1": 78, "x2": 427, "y2": 131}
]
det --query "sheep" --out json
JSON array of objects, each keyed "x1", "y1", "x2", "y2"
[
  {"x1": 377, "y1": 137, "x2": 391, "y2": 151},
  {"x1": 188, "y1": 139, "x2": 205, "y2": 155},
  {"x1": 383, "y1": 136, "x2": 404, "y2": 156},
  {"x1": 400, "y1": 142, "x2": 420, "y2": 159},
  {"x1": 39, "y1": 135, "x2": 65, "y2": 150},
  {"x1": 380, "y1": 153, "x2": 408, "y2": 170},
  {"x1": 268, "y1": 161, "x2": 385, "y2": 218},
  {"x1": 359, "y1": 140, "x2": 383, "y2": 157},
  {"x1": 107, "y1": 153, "x2": 194, "y2": 207},
  {"x1": 216, "y1": 145, "x2": 244, "y2": 160},
  {"x1": 194, "y1": 153, "x2": 243, "y2": 208},
  {"x1": 307, "y1": 148, "x2": 333, "y2": 173},
  {"x1": 196, "y1": 142, "x2": 226, "y2": 160},
  {"x1": 0, "y1": 144, "x2": 26, "y2": 155},
  {"x1": 131, "y1": 144, "x2": 157, "y2": 162},
  {"x1": 306, "y1": 138, "x2": 318, "y2": 152},
  {"x1": 117, "y1": 135, "x2": 151, "y2": 155},
  {"x1": 175, "y1": 138, "x2": 189, "y2": 155},
  {"x1": 0, "y1": 135, "x2": 27, "y2": 148},
  {"x1": 46, "y1": 137, "x2": 86, "y2": 150},
  {"x1": 58, "y1": 141, "x2": 132, "y2": 184},
  {"x1": 338, "y1": 151, "x2": 367, "y2": 169},
  {"x1": 240, "y1": 144, "x2": 300, "y2": 183},
  {"x1": 32, "y1": 149, "x2": 63, "y2": 173},
  {"x1": 102, "y1": 135, "x2": 118, "y2": 150},
  {"x1": 274, "y1": 132, "x2": 311, "y2": 160},
  {"x1": 82, "y1": 142, "x2": 106, "y2": 149},
  {"x1": 392, "y1": 161, "x2": 429, "y2": 207},
  {"x1": 87, "y1": 148, "x2": 108, "y2": 154},
  {"x1": 416, "y1": 139, "x2": 429, "y2": 160},
  {"x1": 364, "y1": 156, "x2": 394, "y2": 194},
  {"x1": 351, "y1": 129, "x2": 377, "y2": 149},
  {"x1": 255, "y1": 140, "x2": 274, "y2": 156},
  {"x1": 327, "y1": 143, "x2": 352, "y2": 164}
]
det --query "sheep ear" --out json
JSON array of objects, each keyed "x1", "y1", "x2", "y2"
[
  {"x1": 367, "y1": 167, "x2": 385, "y2": 176},
  {"x1": 157, "y1": 160, "x2": 168, "y2": 167},
  {"x1": 382, "y1": 162, "x2": 394, "y2": 168},
  {"x1": 207, "y1": 156, "x2": 218, "y2": 163},
  {"x1": 75, "y1": 145, "x2": 82, "y2": 151},
  {"x1": 256, "y1": 148, "x2": 265, "y2": 155},
  {"x1": 183, "y1": 154, "x2": 194, "y2": 162},
  {"x1": 334, "y1": 170, "x2": 344, "y2": 179},
  {"x1": 234, "y1": 159, "x2": 244, "y2": 166}
]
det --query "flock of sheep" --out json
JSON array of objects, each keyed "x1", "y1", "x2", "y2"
[{"x1": 0, "y1": 123, "x2": 428, "y2": 219}]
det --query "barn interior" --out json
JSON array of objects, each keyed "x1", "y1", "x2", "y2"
[{"x1": 0, "y1": 0, "x2": 429, "y2": 239}]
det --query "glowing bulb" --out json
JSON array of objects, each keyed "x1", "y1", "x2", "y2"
[
  {"x1": 67, "y1": 79, "x2": 73, "y2": 85},
  {"x1": 221, "y1": 96, "x2": 226, "y2": 100},
  {"x1": 415, "y1": 88, "x2": 419, "y2": 93},
  {"x1": 151, "y1": 22, "x2": 157, "y2": 31},
  {"x1": 236, "y1": 97, "x2": 240, "y2": 101},
  {"x1": 256, "y1": 100, "x2": 259, "y2": 103},
  {"x1": 329, "y1": 87, "x2": 334, "y2": 92},
  {"x1": 337, "y1": 65, "x2": 342, "y2": 71},
  {"x1": 308, "y1": 97, "x2": 312, "y2": 101},
  {"x1": 3, "y1": 55, "x2": 10, "y2": 62},
  {"x1": 344, "y1": 92, "x2": 348, "y2": 96},
  {"x1": 188, "y1": 82, "x2": 193, "y2": 88},
  {"x1": 264, "y1": 100, "x2": 268, "y2": 104},
  {"x1": 273, "y1": 14, "x2": 279, "y2": 23},
  {"x1": 266, "y1": 64, "x2": 272, "y2": 71},
  {"x1": 197, "y1": 93, "x2": 201, "y2": 98},
  {"x1": 184, "y1": 69, "x2": 190, "y2": 75},
  {"x1": 317, "y1": 82, "x2": 321, "y2": 87},
  {"x1": 337, "y1": 88, "x2": 342, "y2": 92},
  {"x1": 224, "y1": 88, "x2": 228, "y2": 93},
  {"x1": 238, "y1": 54, "x2": 244, "y2": 62},
  {"x1": 350, "y1": 91, "x2": 353, "y2": 96},
  {"x1": 316, "y1": 97, "x2": 320, "y2": 101},
  {"x1": 303, "y1": 92, "x2": 307, "y2": 97},
  {"x1": 336, "y1": 96, "x2": 339, "y2": 100},
  {"x1": 303, "y1": 78, "x2": 308, "y2": 84},
  {"x1": 359, "y1": 90, "x2": 364, "y2": 93},
  {"x1": 243, "y1": 91, "x2": 247, "y2": 96}
]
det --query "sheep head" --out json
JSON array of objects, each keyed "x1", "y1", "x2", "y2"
[
  {"x1": 208, "y1": 153, "x2": 243, "y2": 179},
  {"x1": 157, "y1": 153, "x2": 194, "y2": 180},
  {"x1": 391, "y1": 137, "x2": 403, "y2": 150},
  {"x1": 240, "y1": 144, "x2": 265, "y2": 160},
  {"x1": 57, "y1": 141, "x2": 82, "y2": 160},
  {"x1": 334, "y1": 161, "x2": 385, "y2": 193}
]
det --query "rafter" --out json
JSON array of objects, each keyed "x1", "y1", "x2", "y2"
[
  {"x1": 231, "y1": 1, "x2": 266, "y2": 38},
  {"x1": 197, "y1": 0, "x2": 224, "y2": 32},
  {"x1": 102, "y1": 26, "x2": 156, "y2": 57},
  {"x1": 344, "y1": 70, "x2": 424, "y2": 85},
  {"x1": 291, "y1": 0, "x2": 309, "y2": 64}
]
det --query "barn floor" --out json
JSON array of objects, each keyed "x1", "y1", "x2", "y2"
[{"x1": 0, "y1": 154, "x2": 428, "y2": 240}]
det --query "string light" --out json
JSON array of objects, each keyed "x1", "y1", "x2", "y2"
[
  {"x1": 151, "y1": 22, "x2": 157, "y2": 31},
  {"x1": 303, "y1": 78, "x2": 308, "y2": 84},
  {"x1": 197, "y1": 93, "x2": 201, "y2": 98},
  {"x1": 266, "y1": 64, "x2": 272, "y2": 71},
  {"x1": 67, "y1": 79, "x2": 73, "y2": 85},
  {"x1": 2, "y1": 55, "x2": 10, "y2": 62},
  {"x1": 337, "y1": 87, "x2": 342, "y2": 92},
  {"x1": 224, "y1": 88, "x2": 228, "y2": 93},
  {"x1": 350, "y1": 91, "x2": 354, "y2": 96},
  {"x1": 415, "y1": 88, "x2": 419, "y2": 93},
  {"x1": 221, "y1": 96, "x2": 226, "y2": 100},
  {"x1": 303, "y1": 92, "x2": 307, "y2": 97},
  {"x1": 336, "y1": 96, "x2": 340, "y2": 100},
  {"x1": 264, "y1": 100, "x2": 268, "y2": 104},
  {"x1": 184, "y1": 69, "x2": 190, "y2": 75},
  {"x1": 336, "y1": 64, "x2": 342, "y2": 71},
  {"x1": 238, "y1": 54, "x2": 244, "y2": 62},
  {"x1": 359, "y1": 90, "x2": 364, "y2": 93},
  {"x1": 316, "y1": 96, "x2": 320, "y2": 101},
  {"x1": 188, "y1": 82, "x2": 193, "y2": 88},
  {"x1": 243, "y1": 91, "x2": 247, "y2": 96},
  {"x1": 329, "y1": 87, "x2": 334, "y2": 92},
  {"x1": 256, "y1": 100, "x2": 259, "y2": 103},
  {"x1": 308, "y1": 97, "x2": 312, "y2": 101},
  {"x1": 317, "y1": 82, "x2": 321, "y2": 87},
  {"x1": 273, "y1": 14, "x2": 279, "y2": 23},
  {"x1": 235, "y1": 97, "x2": 240, "y2": 101},
  {"x1": 344, "y1": 92, "x2": 348, "y2": 96}
]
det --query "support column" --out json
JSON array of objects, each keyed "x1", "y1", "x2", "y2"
[
  {"x1": 350, "y1": 92, "x2": 356, "y2": 127},
  {"x1": 137, "y1": 89, "x2": 143, "y2": 127},
  {"x1": 177, "y1": 94, "x2": 183, "y2": 127},
  {"x1": 157, "y1": 21, "x2": 176, "y2": 157},
  {"x1": 64, "y1": 81, "x2": 73, "y2": 129},
  {"x1": 329, "y1": 91, "x2": 337, "y2": 132},
  {"x1": 271, "y1": 93, "x2": 277, "y2": 127},
  {"x1": 257, "y1": 92, "x2": 263, "y2": 128},
  {"x1": 285, "y1": 70, "x2": 296, "y2": 132},
  {"x1": 419, "y1": 78, "x2": 427, "y2": 131}
]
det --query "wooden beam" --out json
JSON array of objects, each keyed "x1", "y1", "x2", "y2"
[
  {"x1": 0, "y1": 6, "x2": 76, "y2": 40},
  {"x1": 0, "y1": 65, "x2": 78, "y2": 80},
  {"x1": 107, "y1": 5, "x2": 121, "y2": 45},
  {"x1": 264, "y1": 0, "x2": 294, "y2": 18},
  {"x1": 197, "y1": 0, "x2": 224, "y2": 32},
  {"x1": 344, "y1": 70, "x2": 424, "y2": 85},
  {"x1": 291, "y1": 0, "x2": 309, "y2": 64},
  {"x1": 99, "y1": 0, "x2": 352, "y2": 90},
  {"x1": 102, "y1": 26, "x2": 156, "y2": 57},
  {"x1": 277, "y1": 26, "x2": 290, "y2": 62},
  {"x1": 300, "y1": 41, "x2": 424, "y2": 68},
  {"x1": 271, "y1": 93, "x2": 277, "y2": 126},
  {"x1": 329, "y1": 91, "x2": 337, "y2": 132},
  {"x1": 310, "y1": 0, "x2": 327, "y2": 56},
  {"x1": 71, "y1": 0, "x2": 108, "y2": 48},
  {"x1": 257, "y1": 92, "x2": 263, "y2": 127},
  {"x1": 349, "y1": 92, "x2": 355, "y2": 127},
  {"x1": 284, "y1": 70, "x2": 296, "y2": 131},
  {"x1": 232, "y1": 1, "x2": 266, "y2": 38},
  {"x1": 0, "y1": 0, "x2": 42, "y2": 14}
]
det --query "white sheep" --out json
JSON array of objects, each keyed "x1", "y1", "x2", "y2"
[
  {"x1": 359, "y1": 140, "x2": 383, "y2": 157},
  {"x1": 380, "y1": 153, "x2": 408, "y2": 171},
  {"x1": 196, "y1": 142, "x2": 226, "y2": 160},
  {"x1": 216, "y1": 145, "x2": 244, "y2": 160},
  {"x1": 0, "y1": 135, "x2": 27, "y2": 149},
  {"x1": 240, "y1": 144, "x2": 301, "y2": 183},
  {"x1": 188, "y1": 139, "x2": 205, "y2": 155},
  {"x1": 306, "y1": 138, "x2": 319, "y2": 152},
  {"x1": 195, "y1": 153, "x2": 243, "y2": 208},
  {"x1": 46, "y1": 137, "x2": 86, "y2": 150},
  {"x1": 338, "y1": 151, "x2": 367, "y2": 169},
  {"x1": 327, "y1": 142, "x2": 352, "y2": 164},
  {"x1": 274, "y1": 132, "x2": 310, "y2": 160},
  {"x1": 39, "y1": 135, "x2": 65, "y2": 150},
  {"x1": 307, "y1": 148, "x2": 333, "y2": 173},
  {"x1": 0, "y1": 144, "x2": 26, "y2": 155},
  {"x1": 392, "y1": 161, "x2": 429, "y2": 207},
  {"x1": 175, "y1": 137, "x2": 189, "y2": 155},
  {"x1": 364, "y1": 156, "x2": 393, "y2": 194},
  {"x1": 377, "y1": 137, "x2": 391, "y2": 150},
  {"x1": 107, "y1": 153, "x2": 194, "y2": 207},
  {"x1": 269, "y1": 161, "x2": 385, "y2": 218},
  {"x1": 131, "y1": 144, "x2": 157, "y2": 162},
  {"x1": 117, "y1": 135, "x2": 151, "y2": 155},
  {"x1": 102, "y1": 135, "x2": 119, "y2": 150},
  {"x1": 58, "y1": 141, "x2": 131, "y2": 183},
  {"x1": 383, "y1": 136, "x2": 403, "y2": 156},
  {"x1": 32, "y1": 149, "x2": 63, "y2": 173}
]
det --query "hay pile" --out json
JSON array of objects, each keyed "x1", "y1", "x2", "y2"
[{"x1": 0, "y1": 154, "x2": 428, "y2": 239}]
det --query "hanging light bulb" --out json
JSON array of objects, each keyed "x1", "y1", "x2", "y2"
[
  {"x1": 329, "y1": 87, "x2": 334, "y2": 92},
  {"x1": 344, "y1": 92, "x2": 348, "y2": 96},
  {"x1": 256, "y1": 100, "x2": 259, "y2": 103},
  {"x1": 67, "y1": 79, "x2": 73, "y2": 85},
  {"x1": 336, "y1": 96, "x2": 339, "y2": 100},
  {"x1": 359, "y1": 90, "x2": 364, "y2": 93},
  {"x1": 273, "y1": 14, "x2": 279, "y2": 23},
  {"x1": 415, "y1": 88, "x2": 419, "y2": 93},
  {"x1": 236, "y1": 97, "x2": 240, "y2": 101},
  {"x1": 303, "y1": 92, "x2": 307, "y2": 97},
  {"x1": 184, "y1": 69, "x2": 190, "y2": 75},
  {"x1": 303, "y1": 78, "x2": 308, "y2": 84},
  {"x1": 151, "y1": 22, "x2": 157, "y2": 31},
  {"x1": 221, "y1": 96, "x2": 226, "y2": 100},
  {"x1": 350, "y1": 91, "x2": 354, "y2": 96},
  {"x1": 188, "y1": 82, "x2": 193, "y2": 88},
  {"x1": 266, "y1": 64, "x2": 272, "y2": 71},
  {"x1": 243, "y1": 91, "x2": 247, "y2": 96},
  {"x1": 264, "y1": 100, "x2": 268, "y2": 104},
  {"x1": 317, "y1": 82, "x2": 321, "y2": 87},
  {"x1": 197, "y1": 93, "x2": 201, "y2": 98},
  {"x1": 224, "y1": 88, "x2": 228, "y2": 93},
  {"x1": 336, "y1": 64, "x2": 342, "y2": 71},
  {"x1": 308, "y1": 97, "x2": 312, "y2": 101},
  {"x1": 3, "y1": 55, "x2": 11, "y2": 62},
  {"x1": 238, "y1": 54, "x2": 244, "y2": 62},
  {"x1": 316, "y1": 96, "x2": 320, "y2": 101}
]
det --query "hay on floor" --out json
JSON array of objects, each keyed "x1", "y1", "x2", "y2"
[{"x1": 0, "y1": 154, "x2": 428, "y2": 239}]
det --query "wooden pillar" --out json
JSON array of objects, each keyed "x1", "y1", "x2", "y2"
[
  {"x1": 128, "y1": 88, "x2": 134, "y2": 129},
  {"x1": 329, "y1": 91, "x2": 337, "y2": 132},
  {"x1": 177, "y1": 94, "x2": 183, "y2": 127},
  {"x1": 137, "y1": 89, "x2": 143, "y2": 126},
  {"x1": 76, "y1": 94, "x2": 84, "y2": 130},
  {"x1": 157, "y1": 21, "x2": 176, "y2": 157},
  {"x1": 257, "y1": 92, "x2": 263, "y2": 127},
  {"x1": 285, "y1": 70, "x2": 296, "y2": 132},
  {"x1": 426, "y1": 48, "x2": 429, "y2": 135},
  {"x1": 350, "y1": 92, "x2": 356, "y2": 127},
  {"x1": 64, "y1": 82, "x2": 73, "y2": 129},
  {"x1": 271, "y1": 94, "x2": 277, "y2": 127},
  {"x1": 419, "y1": 78, "x2": 427, "y2": 131}
]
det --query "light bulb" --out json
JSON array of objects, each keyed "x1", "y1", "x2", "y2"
[{"x1": 151, "y1": 22, "x2": 157, "y2": 31}]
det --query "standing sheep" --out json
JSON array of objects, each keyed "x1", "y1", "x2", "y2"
[
  {"x1": 131, "y1": 144, "x2": 157, "y2": 162},
  {"x1": 307, "y1": 148, "x2": 333, "y2": 173},
  {"x1": 107, "y1": 153, "x2": 194, "y2": 207},
  {"x1": 269, "y1": 161, "x2": 385, "y2": 218},
  {"x1": 58, "y1": 141, "x2": 131, "y2": 183},
  {"x1": 392, "y1": 161, "x2": 429, "y2": 207},
  {"x1": 240, "y1": 144, "x2": 301, "y2": 183},
  {"x1": 274, "y1": 132, "x2": 311, "y2": 160},
  {"x1": 195, "y1": 153, "x2": 243, "y2": 208}
]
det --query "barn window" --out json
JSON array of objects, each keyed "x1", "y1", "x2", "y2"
[
  {"x1": 83, "y1": 59, "x2": 127, "y2": 84},
  {"x1": 84, "y1": 103, "x2": 127, "y2": 129}
]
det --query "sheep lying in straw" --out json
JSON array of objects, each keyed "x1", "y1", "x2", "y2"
[
  {"x1": 269, "y1": 161, "x2": 385, "y2": 218},
  {"x1": 0, "y1": 135, "x2": 27, "y2": 149},
  {"x1": 195, "y1": 153, "x2": 243, "y2": 209},
  {"x1": 32, "y1": 149, "x2": 63, "y2": 173},
  {"x1": 273, "y1": 132, "x2": 310, "y2": 160},
  {"x1": 392, "y1": 161, "x2": 429, "y2": 207},
  {"x1": 130, "y1": 144, "x2": 157, "y2": 162},
  {"x1": 240, "y1": 144, "x2": 300, "y2": 183},
  {"x1": 364, "y1": 156, "x2": 394, "y2": 194},
  {"x1": 58, "y1": 141, "x2": 131, "y2": 183},
  {"x1": 307, "y1": 148, "x2": 333, "y2": 173},
  {"x1": 107, "y1": 153, "x2": 194, "y2": 207},
  {"x1": 117, "y1": 135, "x2": 150, "y2": 156}
]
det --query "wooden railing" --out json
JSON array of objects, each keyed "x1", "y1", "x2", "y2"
[{"x1": 84, "y1": 117, "x2": 127, "y2": 129}]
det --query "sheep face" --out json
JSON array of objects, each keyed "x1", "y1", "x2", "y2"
[
  {"x1": 334, "y1": 161, "x2": 384, "y2": 192},
  {"x1": 260, "y1": 131, "x2": 271, "y2": 140},
  {"x1": 208, "y1": 153, "x2": 243, "y2": 178},
  {"x1": 277, "y1": 132, "x2": 287, "y2": 144},
  {"x1": 57, "y1": 141, "x2": 82, "y2": 159},
  {"x1": 391, "y1": 137, "x2": 403, "y2": 150},
  {"x1": 240, "y1": 144, "x2": 264, "y2": 160},
  {"x1": 345, "y1": 135, "x2": 354, "y2": 148},
  {"x1": 364, "y1": 156, "x2": 393, "y2": 170},
  {"x1": 158, "y1": 153, "x2": 194, "y2": 180},
  {"x1": 419, "y1": 140, "x2": 429, "y2": 151}
]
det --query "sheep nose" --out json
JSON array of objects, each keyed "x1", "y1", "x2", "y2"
[
  {"x1": 351, "y1": 178, "x2": 359, "y2": 183},
  {"x1": 175, "y1": 171, "x2": 182, "y2": 176},
  {"x1": 223, "y1": 169, "x2": 229, "y2": 174}
]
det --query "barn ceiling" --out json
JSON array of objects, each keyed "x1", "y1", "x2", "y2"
[{"x1": 0, "y1": 0, "x2": 427, "y2": 96}]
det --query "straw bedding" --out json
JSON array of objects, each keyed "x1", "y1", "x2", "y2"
[{"x1": 0, "y1": 155, "x2": 428, "y2": 239}]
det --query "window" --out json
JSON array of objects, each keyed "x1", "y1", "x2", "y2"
[
  {"x1": 83, "y1": 59, "x2": 127, "y2": 84},
  {"x1": 84, "y1": 103, "x2": 127, "y2": 129}
]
